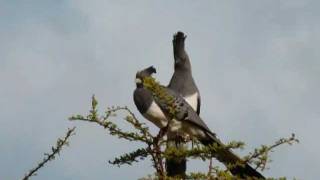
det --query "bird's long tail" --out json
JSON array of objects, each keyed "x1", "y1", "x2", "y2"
[
  {"x1": 165, "y1": 133, "x2": 187, "y2": 178},
  {"x1": 201, "y1": 135, "x2": 265, "y2": 179}
]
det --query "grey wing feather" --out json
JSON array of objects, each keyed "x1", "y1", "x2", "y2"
[
  {"x1": 133, "y1": 88, "x2": 153, "y2": 114},
  {"x1": 160, "y1": 88, "x2": 214, "y2": 136},
  {"x1": 154, "y1": 88, "x2": 265, "y2": 179},
  {"x1": 196, "y1": 95, "x2": 201, "y2": 115}
]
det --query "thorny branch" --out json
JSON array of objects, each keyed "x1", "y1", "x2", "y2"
[
  {"x1": 69, "y1": 95, "x2": 168, "y2": 178},
  {"x1": 244, "y1": 133, "x2": 299, "y2": 171},
  {"x1": 22, "y1": 127, "x2": 76, "y2": 180},
  {"x1": 69, "y1": 96, "x2": 153, "y2": 144},
  {"x1": 108, "y1": 148, "x2": 149, "y2": 166},
  {"x1": 69, "y1": 92, "x2": 299, "y2": 180}
]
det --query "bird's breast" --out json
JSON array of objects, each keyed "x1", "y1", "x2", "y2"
[
  {"x1": 143, "y1": 101, "x2": 168, "y2": 128},
  {"x1": 184, "y1": 92, "x2": 198, "y2": 111}
]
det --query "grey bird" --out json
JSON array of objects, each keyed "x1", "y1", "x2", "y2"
[
  {"x1": 133, "y1": 66, "x2": 265, "y2": 179},
  {"x1": 166, "y1": 31, "x2": 201, "y2": 176},
  {"x1": 168, "y1": 31, "x2": 201, "y2": 115},
  {"x1": 134, "y1": 66, "x2": 168, "y2": 129},
  {"x1": 134, "y1": 32, "x2": 200, "y2": 130}
]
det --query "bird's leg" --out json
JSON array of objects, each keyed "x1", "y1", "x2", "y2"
[
  {"x1": 154, "y1": 125, "x2": 169, "y2": 145},
  {"x1": 158, "y1": 126, "x2": 169, "y2": 139}
]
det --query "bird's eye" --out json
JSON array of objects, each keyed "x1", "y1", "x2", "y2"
[{"x1": 135, "y1": 78, "x2": 142, "y2": 84}]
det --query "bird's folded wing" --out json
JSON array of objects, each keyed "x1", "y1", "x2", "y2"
[{"x1": 154, "y1": 87, "x2": 214, "y2": 137}]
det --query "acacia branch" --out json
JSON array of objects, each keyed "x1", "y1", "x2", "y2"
[
  {"x1": 69, "y1": 96, "x2": 153, "y2": 144},
  {"x1": 69, "y1": 91, "x2": 298, "y2": 180},
  {"x1": 22, "y1": 127, "x2": 76, "y2": 180},
  {"x1": 69, "y1": 95, "x2": 166, "y2": 178},
  {"x1": 108, "y1": 148, "x2": 149, "y2": 166},
  {"x1": 244, "y1": 133, "x2": 299, "y2": 171}
]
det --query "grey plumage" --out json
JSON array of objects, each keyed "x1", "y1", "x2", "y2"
[
  {"x1": 167, "y1": 31, "x2": 201, "y2": 176},
  {"x1": 134, "y1": 67, "x2": 156, "y2": 114},
  {"x1": 133, "y1": 88, "x2": 153, "y2": 115},
  {"x1": 133, "y1": 66, "x2": 265, "y2": 179},
  {"x1": 133, "y1": 32, "x2": 264, "y2": 178},
  {"x1": 152, "y1": 84, "x2": 265, "y2": 179},
  {"x1": 133, "y1": 66, "x2": 168, "y2": 129},
  {"x1": 168, "y1": 31, "x2": 201, "y2": 115},
  {"x1": 134, "y1": 32, "x2": 196, "y2": 176}
]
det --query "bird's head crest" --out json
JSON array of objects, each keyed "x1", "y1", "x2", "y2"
[{"x1": 135, "y1": 66, "x2": 157, "y2": 86}]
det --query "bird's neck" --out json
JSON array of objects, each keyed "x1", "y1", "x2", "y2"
[
  {"x1": 174, "y1": 60, "x2": 192, "y2": 73},
  {"x1": 169, "y1": 66, "x2": 195, "y2": 94}
]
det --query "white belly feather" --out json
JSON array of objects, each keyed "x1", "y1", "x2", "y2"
[
  {"x1": 184, "y1": 93, "x2": 198, "y2": 111},
  {"x1": 143, "y1": 101, "x2": 168, "y2": 128},
  {"x1": 143, "y1": 93, "x2": 203, "y2": 139}
]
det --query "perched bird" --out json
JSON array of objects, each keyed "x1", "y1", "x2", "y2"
[
  {"x1": 168, "y1": 31, "x2": 201, "y2": 115},
  {"x1": 166, "y1": 31, "x2": 201, "y2": 176},
  {"x1": 134, "y1": 66, "x2": 168, "y2": 129},
  {"x1": 133, "y1": 66, "x2": 265, "y2": 179},
  {"x1": 134, "y1": 32, "x2": 200, "y2": 129}
]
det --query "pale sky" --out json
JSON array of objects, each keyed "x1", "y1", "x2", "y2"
[{"x1": 1, "y1": 1, "x2": 319, "y2": 179}]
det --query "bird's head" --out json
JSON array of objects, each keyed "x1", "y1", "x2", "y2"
[
  {"x1": 173, "y1": 32, "x2": 191, "y2": 70},
  {"x1": 135, "y1": 66, "x2": 157, "y2": 87}
]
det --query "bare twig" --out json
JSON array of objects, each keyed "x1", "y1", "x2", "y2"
[
  {"x1": 69, "y1": 96, "x2": 166, "y2": 177},
  {"x1": 245, "y1": 133, "x2": 299, "y2": 171},
  {"x1": 108, "y1": 148, "x2": 149, "y2": 166},
  {"x1": 69, "y1": 96, "x2": 153, "y2": 144},
  {"x1": 70, "y1": 93, "x2": 299, "y2": 180},
  {"x1": 22, "y1": 127, "x2": 76, "y2": 180}
]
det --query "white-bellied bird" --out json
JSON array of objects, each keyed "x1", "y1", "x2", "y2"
[
  {"x1": 166, "y1": 31, "x2": 201, "y2": 176},
  {"x1": 133, "y1": 66, "x2": 265, "y2": 179}
]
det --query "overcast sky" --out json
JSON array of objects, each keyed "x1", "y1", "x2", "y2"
[{"x1": 1, "y1": 1, "x2": 319, "y2": 179}]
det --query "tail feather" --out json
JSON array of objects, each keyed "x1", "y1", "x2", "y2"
[
  {"x1": 165, "y1": 133, "x2": 187, "y2": 178},
  {"x1": 201, "y1": 137, "x2": 265, "y2": 179},
  {"x1": 165, "y1": 157, "x2": 186, "y2": 177}
]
